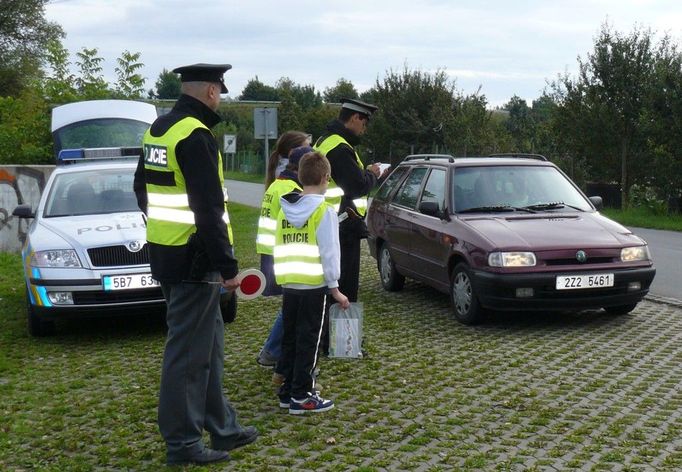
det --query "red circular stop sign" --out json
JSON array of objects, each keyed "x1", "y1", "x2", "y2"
[{"x1": 236, "y1": 269, "x2": 265, "y2": 299}]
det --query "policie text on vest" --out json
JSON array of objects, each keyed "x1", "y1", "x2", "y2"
[
  {"x1": 144, "y1": 144, "x2": 168, "y2": 167},
  {"x1": 280, "y1": 219, "x2": 309, "y2": 244}
]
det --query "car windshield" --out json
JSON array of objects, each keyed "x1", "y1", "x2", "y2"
[
  {"x1": 44, "y1": 168, "x2": 140, "y2": 217},
  {"x1": 53, "y1": 118, "x2": 150, "y2": 154},
  {"x1": 453, "y1": 165, "x2": 592, "y2": 213}
]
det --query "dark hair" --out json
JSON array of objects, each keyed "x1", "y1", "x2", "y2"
[
  {"x1": 265, "y1": 131, "x2": 309, "y2": 187},
  {"x1": 339, "y1": 108, "x2": 370, "y2": 124},
  {"x1": 298, "y1": 151, "x2": 330, "y2": 187},
  {"x1": 338, "y1": 108, "x2": 355, "y2": 123}
]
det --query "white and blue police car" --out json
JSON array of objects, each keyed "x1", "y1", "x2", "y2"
[{"x1": 12, "y1": 100, "x2": 165, "y2": 336}]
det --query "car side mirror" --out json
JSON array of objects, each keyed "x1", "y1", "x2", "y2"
[
  {"x1": 588, "y1": 196, "x2": 603, "y2": 210},
  {"x1": 419, "y1": 201, "x2": 442, "y2": 218},
  {"x1": 12, "y1": 204, "x2": 35, "y2": 219}
]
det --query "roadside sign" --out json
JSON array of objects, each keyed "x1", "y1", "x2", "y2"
[
  {"x1": 253, "y1": 108, "x2": 278, "y2": 139},
  {"x1": 223, "y1": 134, "x2": 236, "y2": 154}
]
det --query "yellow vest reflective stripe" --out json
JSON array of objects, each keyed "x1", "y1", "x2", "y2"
[
  {"x1": 313, "y1": 133, "x2": 368, "y2": 216},
  {"x1": 273, "y1": 202, "x2": 331, "y2": 285},
  {"x1": 256, "y1": 179, "x2": 301, "y2": 255},
  {"x1": 143, "y1": 117, "x2": 233, "y2": 246}
]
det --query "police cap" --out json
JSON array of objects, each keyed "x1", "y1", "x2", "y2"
[
  {"x1": 172, "y1": 63, "x2": 232, "y2": 93},
  {"x1": 340, "y1": 98, "x2": 378, "y2": 118}
]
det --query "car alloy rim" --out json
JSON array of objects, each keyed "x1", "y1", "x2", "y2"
[
  {"x1": 380, "y1": 247, "x2": 392, "y2": 284},
  {"x1": 453, "y1": 272, "x2": 472, "y2": 314}
]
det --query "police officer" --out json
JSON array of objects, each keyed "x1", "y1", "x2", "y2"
[
  {"x1": 314, "y1": 98, "x2": 384, "y2": 353},
  {"x1": 133, "y1": 63, "x2": 257, "y2": 466}
]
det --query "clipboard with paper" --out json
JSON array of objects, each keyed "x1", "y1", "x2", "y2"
[{"x1": 328, "y1": 302, "x2": 363, "y2": 358}]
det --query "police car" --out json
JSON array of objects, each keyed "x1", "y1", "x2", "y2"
[{"x1": 12, "y1": 100, "x2": 165, "y2": 336}]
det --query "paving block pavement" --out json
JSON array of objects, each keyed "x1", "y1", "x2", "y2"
[
  {"x1": 233, "y1": 249, "x2": 682, "y2": 471},
  {"x1": 2, "y1": 248, "x2": 681, "y2": 471}
]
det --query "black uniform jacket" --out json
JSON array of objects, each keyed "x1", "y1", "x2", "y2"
[
  {"x1": 134, "y1": 94, "x2": 238, "y2": 283},
  {"x1": 318, "y1": 119, "x2": 377, "y2": 218}
]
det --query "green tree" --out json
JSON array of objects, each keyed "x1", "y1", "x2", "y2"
[
  {"x1": 323, "y1": 78, "x2": 358, "y2": 103},
  {"x1": 0, "y1": 0, "x2": 63, "y2": 97},
  {"x1": 643, "y1": 36, "x2": 682, "y2": 204},
  {"x1": 152, "y1": 68, "x2": 181, "y2": 99},
  {"x1": 554, "y1": 24, "x2": 659, "y2": 206},
  {"x1": 301, "y1": 105, "x2": 337, "y2": 142},
  {"x1": 42, "y1": 39, "x2": 77, "y2": 104},
  {"x1": 75, "y1": 47, "x2": 110, "y2": 99},
  {"x1": 238, "y1": 76, "x2": 279, "y2": 101},
  {"x1": 367, "y1": 66, "x2": 457, "y2": 163},
  {"x1": 503, "y1": 95, "x2": 535, "y2": 152},
  {"x1": 113, "y1": 50, "x2": 145, "y2": 99},
  {"x1": 450, "y1": 90, "x2": 493, "y2": 156},
  {"x1": 278, "y1": 90, "x2": 303, "y2": 132},
  {"x1": 0, "y1": 89, "x2": 52, "y2": 164},
  {"x1": 276, "y1": 77, "x2": 322, "y2": 110},
  {"x1": 530, "y1": 94, "x2": 560, "y2": 161}
]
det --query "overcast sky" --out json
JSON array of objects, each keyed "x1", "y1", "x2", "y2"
[{"x1": 45, "y1": 0, "x2": 682, "y2": 107}]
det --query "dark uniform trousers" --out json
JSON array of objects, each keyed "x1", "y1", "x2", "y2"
[
  {"x1": 158, "y1": 271, "x2": 242, "y2": 459},
  {"x1": 278, "y1": 287, "x2": 327, "y2": 399},
  {"x1": 339, "y1": 237, "x2": 361, "y2": 302}
]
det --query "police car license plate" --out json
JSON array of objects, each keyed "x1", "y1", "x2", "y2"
[
  {"x1": 103, "y1": 273, "x2": 160, "y2": 291},
  {"x1": 555, "y1": 273, "x2": 614, "y2": 290}
]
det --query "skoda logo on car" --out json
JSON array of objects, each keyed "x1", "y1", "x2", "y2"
[
  {"x1": 576, "y1": 250, "x2": 587, "y2": 263},
  {"x1": 127, "y1": 240, "x2": 144, "y2": 253}
]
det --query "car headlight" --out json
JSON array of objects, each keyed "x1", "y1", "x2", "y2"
[
  {"x1": 31, "y1": 250, "x2": 82, "y2": 268},
  {"x1": 621, "y1": 246, "x2": 650, "y2": 262},
  {"x1": 488, "y1": 251, "x2": 537, "y2": 267}
]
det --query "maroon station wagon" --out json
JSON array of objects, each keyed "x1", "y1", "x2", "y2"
[{"x1": 367, "y1": 154, "x2": 656, "y2": 324}]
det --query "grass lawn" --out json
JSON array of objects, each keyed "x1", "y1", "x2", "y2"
[
  {"x1": 225, "y1": 171, "x2": 266, "y2": 185},
  {"x1": 602, "y1": 207, "x2": 682, "y2": 232},
  {"x1": 2, "y1": 203, "x2": 682, "y2": 470}
]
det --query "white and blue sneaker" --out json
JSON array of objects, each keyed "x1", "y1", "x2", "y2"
[{"x1": 289, "y1": 393, "x2": 334, "y2": 415}]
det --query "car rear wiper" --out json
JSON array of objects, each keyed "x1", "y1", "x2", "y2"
[
  {"x1": 458, "y1": 205, "x2": 536, "y2": 214},
  {"x1": 523, "y1": 201, "x2": 585, "y2": 212}
]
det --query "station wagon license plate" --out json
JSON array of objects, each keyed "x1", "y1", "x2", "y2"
[
  {"x1": 103, "y1": 273, "x2": 160, "y2": 291},
  {"x1": 556, "y1": 273, "x2": 614, "y2": 290}
]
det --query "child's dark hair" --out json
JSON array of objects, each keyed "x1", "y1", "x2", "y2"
[
  {"x1": 298, "y1": 152, "x2": 331, "y2": 187},
  {"x1": 265, "y1": 131, "x2": 309, "y2": 187}
]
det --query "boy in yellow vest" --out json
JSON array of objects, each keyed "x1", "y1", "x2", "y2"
[{"x1": 273, "y1": 151, "x2": 350, "y2": 414}]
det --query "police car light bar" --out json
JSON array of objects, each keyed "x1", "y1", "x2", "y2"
[{"x1": 57, "y1": 147, "x2": 143, "y2": 165}]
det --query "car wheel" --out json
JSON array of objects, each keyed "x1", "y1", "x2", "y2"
[
  {"x1": 450, "y1": 263, "x2": 483, "y2": 325},
  {"x1": 26, "y1": 290, "x2": 55, "y2": 337},
  {"x1": 378, "y1": 243, "x2": 405, "y2": 291},
  {"x1": 604, "y1": 303, "x2": 638, "y2": 316}
]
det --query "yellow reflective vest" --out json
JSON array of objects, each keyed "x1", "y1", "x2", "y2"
[
  {"x1": 313, "y1": 133, "x2": 368, "y2": 216},
  {"x1": 142, "y1": 117, "x2": 233, "y2": 246},
  {"x1": 256, "y1": 178, "x2": 301, "y2": 255},
  {"x1": 273, "y1": 201, "x2": 332, "y2": 286}
]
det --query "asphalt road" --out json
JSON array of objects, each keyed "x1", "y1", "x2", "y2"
[
  {"x1": 225, "y1": 180, "x2": 678, "y2": 302},
  {"x1": 630, "y1": 226, "x2": 680, "y2": 301},
  {"x1": 226, "y1": 179, "x2": 264, "y2": 208}
]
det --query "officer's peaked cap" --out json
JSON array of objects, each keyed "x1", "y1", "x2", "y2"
[
  {"x1": 340, "y1": 98, "x2": 378, "y2": 117},
  {"x1": 172, "y1": 63, "x2": 231, "y2": 93}
]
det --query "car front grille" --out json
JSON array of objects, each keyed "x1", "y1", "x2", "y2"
[
  {"x1": 88, "y1": 245, "x2": 150, "y2": 267},
  {"x1": 544, "y1": 256, "x2": 615, "y2": 266},
  {"x1": 73, "y1": 287, "x2": 163, "y2": 305}
]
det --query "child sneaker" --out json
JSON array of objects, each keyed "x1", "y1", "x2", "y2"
[
  {"x1": 289, "y1": 393, "x2": 334, "y2": 415},
  {"x1": 278, "y1": 395, "x2": 290, "y2": 409}
]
